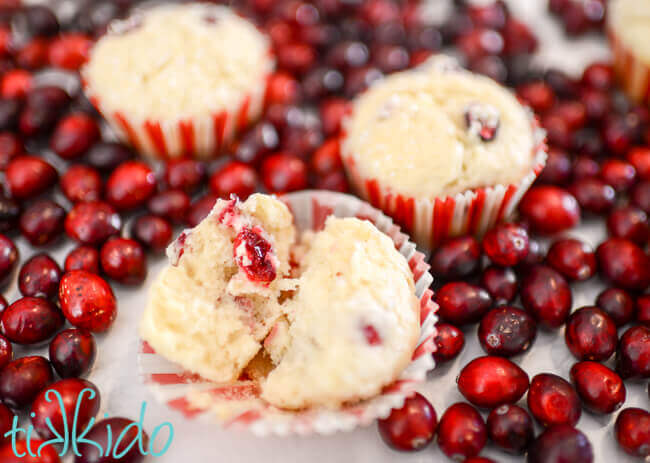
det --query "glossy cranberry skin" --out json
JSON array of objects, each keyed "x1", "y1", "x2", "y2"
[
  {"x1": 435, "y1": 282, "x2": 492, "y2": 326},
  {"x1": 261, "y1": 153, "x2": 308, "y2": 193},
  {"x1": 146, "y1": 189, "x2": 190, "y2": 224},
  {"x1": 527, "y1": 373, "x2": 581, "y2": 427},
  {"x1": 50, "y1": 113, "x2": 100, "y2": 159},
  {"x1": 131, "y1": 215, "x2": 172, "y2": 253},
  {"x1": 74, "y1": 417, "x2": 149, "y2": 463},
  {"x1": 482, "y1": 223, "x2": 529, "y2": 267},
  {"x1": 377, "y1": 392, "x2": 436, "y2": 451},
  {"x1": 596, "y1": 288, "x2": 636, "y2": 326},
  {"x1": 607, "y1": 206, "x2": 649, "y2": 244},
  {"x1": 582, "y1": 62, "x2": 614, "y2": 90},
  {"x1": 520, "y1": 265, "x2": 572, "y2": 329},
  {"x1": 100, "y1": 238, "x2": 146, "y2": 285},
  {"x1": 65, "y1": 201, "x2": 121, "y2": 246},
  {"x1": 0, "y1": 233, "x2": 17, "y2": 284},
  {"x1": 517, "y1": 81, "x2": 555, "y2": 113},
  {"x1": 597, "y1": 238, "x2": 650, "y2": 291},
  {"x1": 311, "y1": 138, "x2": 342, "y2": 177},
  {"x1": 479, "y1": 266, "x2": 518, "y2": 305},
  {"x1": 209, "y1": 162, "x2": 258, "y2": 200},
  {"x1": 487, "y1": 404, "x2": 534, "y2": 454},
  {"x1": 539, "y1": 148, "x2": 571, "y2": 185},
  {"x1": 1, "y1": 297, "x2": 64, "y2": 345},
  {"x1": 527, "y1": 425, "x2": 593, "y2": 463},
  {"x1": 478, "y1": 306, "x2": 536, "y2": 357},
  {"x1": 1, "y1": 70, "x2": 32, "y2": 101},
  {"x1": 0, "y1": 356, "x2": 53, "y2": 409},
  {"x1": 5, "y1": 155, "x2": 57, "y2": 200},
  {"x1": 49, "y1": 328, "x2": 96, "y2": 379},
  {"x1": 458, "y1": 356, "x2": 529, "y2": 408},
  {"x1": 19, "y1": 199, "x2": 66, "y2": 246},
  {"x1": 0, "y1": 334, "x2": 11, "y2": 370},
  {"x1": 614, "y1": 408, "x2": 650, "y2": 458},
  {"x1": 600, "y1": 159, "x2": 637, "y2": 192},
  {"x1": 565, "y1": 307, "x2": 617, "y2": 361},
  {"x1": 60, "y1": 165, "x2": 103, "y2": 203},
  {"x1": 0, "y1": 439, "x2": 60, "y2": 463},
  {"x1": 638, "y1": 295, "x2": 650, "y2": 327},
  {"x1": 627, "y1": 146, "x2": 650, "y2": 181},
  {"x1": 65, "y1": 246, "x2": 100, "y2": 274},
  {"x1": 18, "y1": 253, "x2": 61, "y2": 298},
  {"x1": 186, "y1": 194, "x2": 218, "y2": 227},
  {"x1": 430, "y1": 236, "x2": 481, "y2": 280},
  {"x1": 164, "y1": 158, "x2": 205, "y2": 193},
  {"x1": 0, "y1": 195, "x2": 20, "y2": 233},
  {"x1": 59, "y1": 270, "x2": 117, "y2": 333},
  {"x1": 546, "y1": 238, "x2": 596, "y2": 281},
  {"x1": 631, "y1": 180, "x2": 650, "y2": 214},
  {"x1": 84, "y1": 142, "x2": 132, "y2": 172},
  {"x1": 519, "y1": 186, "x2": 580, "y2": 234},
  {"x1": 433, "y1": 323, "x2": 464, "y2": 363},
  {"x1": 616, "y1": 325, "x2": 650, "y2": 379},
  {"x1": 570, "y1": 361, "x2": 625, "y2": 414},
  {"x1": 105, "y1": 161, "x2": 156, "y2": 211},
  {"x1": 568, "y1": 177, "x2": 615, "y2": 214},
  {"x1": 48, "y1": 33, "x2": 92, "y2": 70},
  {"x1": 436, "y1": 403, "x2": 487, "y2": 460},
  {"x1": 0, "y1": 402, "x2": 14, "y2": 443}
]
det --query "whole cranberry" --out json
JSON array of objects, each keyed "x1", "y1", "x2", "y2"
[
  {"x1": 565, "y1": 306, "x2": 617, "y2": 361},
  {"x1": 458, "y1": 356, "x2": 529, "y2": 408},
  {"x1": 572, "y1": 154, "x2": 600, "y2": 180},
  {"x1": 302, "y1": 67, "x2": 345, "y2": 100},
  {"x1": 614, "y1": 408, "x2": 650, "y2": 458},
  {"x1": 19, "y1": 86, "x2": 70, "y2": 135},
  {"x1": 582, "y1": 62, "x2": 614, "y2": 91},
  {"x1": 234, "y1": 122, "x2": 279, "y2": 165},
  {"x1": 631, "y1": 180, "x2": 650, "y2": 214},
  {"x1": 131, "y1": 215, "x2": 172, "y2": 253},
  {"x1": 19, "y1": 199, "x2": 65, "y2": 246},
  {"x1": 0, "y1": 100, "x2": 22, "y2": 131},
  {"x1": 377, "y1": 392, "x2": 436, "y2": 451},
  {"x1": 48, "y1": 33, "x2": 92, "y2": 70},
  {"x1": 433, "y1": 323, "x2": 464, "y2": 363},
  {"x1": 5, "y1": 155, "x2": 57, "y2": 200},
  {"x1": 520, "y1": 265, "x2": 572, "y2": 329},
  {"x1": 600, "y1": 159, "x2": 637, "y2": 192},
  {"x1": 18, "y1": 253, "x2": 61, "y2": 298},
  {"x1": 65, "y1": 201, "x2": 121, "y2": 246},
  {"x1": 482, "y1": 223, "x2": 529, "y2": 267},
  {"x1": 527, "y1": 373, "x2": 581, "y2": 427},
  {"x1": 430, "y1": 236, "x2": 481, "y2": 280},
  {"x1": 164, "y1": 158, "x2": 205, "y2": 193},
  {"x1": 100, "y1": 238, "x2": 146, "y2": 285},
  {"x1": 1, "y1": 297, "x2": 64, "y2": 345},
  {"x1": 60, "y1": 165, "x2": 103, "y2": 203},
  {"x1": 0, "y1": 439, "x2": 60, "y2": 463},
  {"x1": 546, "y1": 238, "x2": 596, "y2": 281},
  {"x1": 209, "y1": 162, "x2": 257, "y2": 200},
  {"x1": 0, "y1": 195, "x2": 20, "y2": 233},
  {"x1": 146, "y1": 189, "x2": 190, "y2": 223},
  {"x1": 527, "y1": 425, "x2": 593, "y2": 463},
  {"x1": 0, "y1": 132, "x2": 23, "y2": 169},
  {"x1": 570, "y1": 361, "x2": 625, "y2": 414},
  {"x1": 84, "y1": 142, "x2": 132, "y2": 172},
  {"x1": 49, "y1": 328, "x2": 96, "y2": 378},
  {"x1": 595, "y1": 288, "x2": 636, "y2": 326},
  {"x1": 478, "y1": 306, "x2": 537, "y2": 357},
  {"x1": 261, "y1": 153, "x2": 308, "y2": 193},
  {"x1": 568, "y1": 178, "x2": 615, "y2": 214},
  {"x1": 487, "y1": 404, "x2": 534, "y2": 454},
  {"x1": 542, "y1": 113, "x2": 571, "y2": 149},
  {"x1": 517, "y1": 81, "x2": 555, "y2": 114},
  {"x1": 186, "y1": 194, "x2": 218, "y2": 227},
  {"x1": 638, "y1": 295, "x2": 650, "y2": 327},
  {"x1": 0, "y1": 402, "x2": 14, "y2": 443},
  {"x1": 480, "y1": 266, "x2": 518, "y2": 305},
  {"x1": 59, "y1": 270, "x2": 117, "y2": 333},
  {"x1": 105, "y1": 161, "x2": 156, "y2": 211},
  {"x1": 344, "y1": 65, "x2": 384, "y2": 97},
  {"x1": 320, "y1": 99, "x2": 349, "y2": 136},
  {"x1": 74, "y1": 417, "x2": 149, "y2": 463},
  {"x1": 519, "y1": 186, "x2": 580, "y2": 234},
  {"x1": 65, "y1": 246, "x2": 100, "y2": 274},
  {"x1": 0, "y1": 334, "x2": 11, "y2": 370},
  {"x1": 603, "y1": 115, "x2": 636, "y2": 156},
  {"x1": 310, "y1": 138, "x2": 342, "y2": 176},
  {"x1": 50, "y1": 113, "x2": 100, "y2": 159},
  {"x1": 0, "y1": 234, "x2": 17, "y2": 284},
  {"x1": 627, "y1": 146, "x2": 650, "y2": 180},
  {"x1": 14, "y1": 5, "x2": 60, "y2": 38},
  {"x1": 597, "y1": 238, "x2": 650, "y2": 291},
  {"x1": 265, "y1": 72, "x2": 301, "y2": 106},
  {"x1": 1, "y1": 70, "x2": 33, "y2": 100},
  {"x1": 607, "y1": 206, "x2": 649, "y2": 244},
  {"x1": 436, "y1": 403, "x2": 487, "y2": 460},
  {"x1": 0, "y1": 356, "x2": 53, "y2": 409},
  {"x1": 616, "y1": 325, "x2": 650, "y2": 379},
  {"x1": 538, "y1": 147, "x2": 571, "y2": 185},
  {"x1": 435, "y1": 282, "x2": 492, "y2": 326}
]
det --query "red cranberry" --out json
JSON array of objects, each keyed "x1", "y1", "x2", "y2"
[
  {"x1": 435, "y1": 282, "x2": 492, "y2": 326},
  {"x1": 19, "y1": 199, "x2": 65, "y2": 246},
  {"x1": 320, "y1": 99, "x2": 349, "y2": 136},
  {"x1": 164, "y1": 159, "x2": 205, "y2": 193},
  {"x1": 539, "y1": 147, "x2": 571, "y2": 185},
  {"x1": 433, "y1": 323, "x2": 464, "y2": 363},
  {"x1": 60, "y1": 164, "x2": 102, "y2": 203},
  {"x1": 627, "y1": 146, "x2": 650, "y2": 181},
  {"x1": 527, "y1": 373, "x2": 581, "y2": 427},
  {"x1": 311, "y1": 138, "x2": 342, "y2": 176},
  {"x1": 261, "y1": 152, "x2": 308, "y2": 193},
  {"x1": 47, "y1": 33, "x2": 92, "y2": 70},
  {"x1": 487, "y1": 404, "x2": 534, "y2": 454},
  {"x1": 600, "y1": 159, "x2": 637, "y2": 192},
  {"x1": 456, "y1": 28, "x2": 504, "y2": 63},
  {"x1": 614, "y1": 408, "x2": 650, "y2": 458},
  {"x1": 0, "y1": 356, "x2": 53, "y2": 409},
  {"x1": 19, "y1": 86, "x2": 70, "y2": 135},
  {"x1": 527, "y1": 425, "x2": 593, "y2": 463},
  {"x1": 50, "y1": 113, "x2": 99, "y2": 159},
  {"x1": 65, "y1": 201, "x2": 121, "y2": 246},
  {"x1": 436, "y1": 403, "x2": 487, "y2": 460},
  {"x1": 265, "y1": 72, "x2": 301, "y2": 106},
  {"x1": 565, "y1": 307, "x2": 617, "y2": 361},
  {"x1": 546, "y1": 238, "x2": 596, "y2": 281},
  {"x1": 18, "y1": 253, "x2": 61, "y2": 298},
  {"x1": 607, "y1": 206, "x2": 649, "y2": 244},
  {"x1": 131, "y1": 215, "x2": 172, "y2": 253},
  {"x1": 519, "y1": 186, "x2": 580, "y2": 234},
  {"x1": 0, "y1": 334, "x2": 11, "y2": 370},
  {"x1": 553, "y1": 100, "x2": 587, "y2": 131},
  {"x1": 572, "y1": 155, "x2": 600, "y2": 180},
  {"x1": 570, "y1": 361, "x2": 625, "y2": 414},
  {"x1": 377, "y1": 392, "x2": 436, "y2": 451},
  {"x1": 542, "y1": 113, "x2": 572, "y2": 149},
  {"x1": 0, "y1": 439, "x2": 60, "y2": 463},
  {"x1": 1, "y1": 70, "x2": 32, "y2": 100},
  {"x1": 480, "y1": 266, "x2": 517, "y2": 305},
  {"x1": 186, "y1": 194, "x2": 218, "y2": 227},
  {"x1": 105, "y1": 161, "x2": 156, "y2": 211},
  {"x1": 5, "y1": 155, "x2": 57, "y2": 200},
  {"x1": 372, "y1": 44, "x2": 409, "y2": 73},
  {"x1": 430, "y1": 236, "x2": 481, "y2": 280},
  {"x1": 0, "y1": 233, "x2": 18, "y2": 284},
  {"x1": 15, "y1": 5, "x2": 60, "y2": 38},
  {"x1": 59, "y1": 270, "x2": 117, "y2": 333},
  {"x1": 344, "y1": 65, "x2": 383, "y2": 97},
  {"x1": 277, "y1": 42, "x2": 316, "y2": 74},
  {"x1": 503, "y1": 17, "x2": 538, "y2": 55},
  {"x1": 520, "y1": 265, "x2": 572, "y2": 329},
  {"x1": 616, "y1": 325, "x2": 650, "y2": 379},
  {"x1": 458, "y1": 356, "x2": 529, "y2": 408},
  {"x1": 65, "y1": 246, "x2": 100, "y2": 274},
  {"x1": 596, "y1": 288, "x2": 636, "y2": 326},
  {"x1": 1, "y1": 297, "x2": 63, "y2": 345},
  {"x1": 478, "y1": 306, "x2": 536, "y2": 357},
  {"x1": 631, "y1": 180, "x2": 650, "y2": 214},
  {"x1": 597, "y1": 238, "x2": 650, "y2": 291},
  {"x1": 302, "y1": 67, "x2": 345, "y2": 100},
  {"x1": 581, "y1": 62, "x2": 614, "y2": 91},
  {"x1": 482, "y1": 223, "x2": 529, "y2": 267},
  {"x1": 49, "y1": 328, "x2": 96, "y2": 378},
  {"x1": 234, "y1": 122, "x2": 279, "y2": 165},
  {"x1": 146, "y1": 189, "x2": 190, "y2": 224},
  {"x1": 0, "y1": 195, "x2": 20, "y2": 234},
  {"x1": 568, "y1": 178, "x2": 615, "y2": 214},
  {"x1": 467, "y1": 2, "x2": 507, "y2": 29},
  {"x1": 74, "y1": 417, "x2": 149, "y2": 463},
  {"x1": 84, "y1": 142, "x2": 133, "y2": 172},
  {"x1": 580, "y1": 88, "x2": 612, "y2": 122},
  {"x1": 0, "y1": 402, "x2": 14, "y2": 443},
  {"x1": 315, "y1": 171, "x2": 349, "y2": 192},
  {"x1": 209, "y1": 162, "x2": 258, "y2": 200},
  {"x1": 0, "y1": 132, "x2": 23, "y2": 169},
  {"x1": 100, "y1": 238, "x2": 146, "y2": 285},
  {"x1": 0, "y1": 100, "x2": 22, "y2": 131},
  {"x1": 603, "y1": 115, "x2": 635, "y2": 156},
  {"x1": 638, "y1": 295, "x2": 650, "y2": 327}
]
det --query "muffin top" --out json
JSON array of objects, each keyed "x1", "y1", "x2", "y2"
[
  {"x1": 609, "y1": 0, "x2": 650, "y2": 62},
  {"x1": 342, "y1": 60, "x2": 536, "y2": 198},
  {"x1": 83, "y1": 3, "x2": 273, "y2": 121}
]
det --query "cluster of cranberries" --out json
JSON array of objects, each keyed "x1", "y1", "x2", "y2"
[{"x1": 548, "y1": 0, "x2": 607, "y2": 36}]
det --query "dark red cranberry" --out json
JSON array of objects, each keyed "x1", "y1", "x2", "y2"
[
  {"x1": 163, "y1": 159, "x2": 204, "y2": 193},
  {"x1": 482, "y1": 223, "x2": 529, "y2": 267},
  {"x1": 433, "y1": 323, "x2": 464, "y2": 363},
  {"x1": 0, "y1": 439, "x2": 60, "y2": 463},
  {"x1": 603, "y1": 115, "x2": 635, "y2": 156},
  {"x1": 14, "y1": 5, "x2": 60, "y2": 38},
  {"x1": 480, "y1": 266, "x2": 517, "y2": 305},
  {"x1": 542, "y1": 113, "x2": 572, "y2": 149},
  {"x1": 546, "y1": 238, "x2": 596, "y2": 281},
  {"x1": 277, "y1": 42, "x2": 316, "y2": 74},
  {"x1": 0, "y1": 402, "x2": 14, "y2": 443},
  {"x1": 377, "y1": 392, "x2": 436, "y2": 451},
  {"x1": 600, "y1": 159, "x2": 637, "y2": 193},
  {"x1": 325, "y1": 40, "x2": 369, "y2": 69},
  {"x1": 100, "y1": 238, "x2": 146, "y2": 285},
  {"x1": 50, "y1": 113, "x2": 100, "y2": 159},
  {"x1": 553, "y1": 100, "x2": 587, "y2": 131},
  {"x1": 527, "y1": 425, "x2": 593, "y2": 463},
  {"x1": 572, "y1": 155, "x2": 600, "y2": 181},
  {"x1": 74, "y1": 417, "x2": 149, "y2": 463},
  {"x1": 503, "y1": 17, "x2": 538, "y2": 55},
  {"x1": 64, "y1": 246, "x2": 100, "y2": 274},
  {"x1": 467, "y1": 2, "x2": 507, "y2": 29},
  {"x1": 627, "y1": 146, "x2": 650, "y2": 181},
  {"x1": 234, "y1": 123, "x2": 279, "y2": 165},
  {"x1": 311, "y1": 138, "x2": 342, "y2": 176},
  {"x1": 209, "y1": 162, "x2": 258, "y2": 200},
  {"x1": 528, "y1": 373, "x2": 581, "y2": 427},
  {"x1": 570, "y1": 361, "x2": 625, "y2": 414},
  {"x1": 596, "y1": 288, "x2": 636, "y2": 326},
  {"x1": 616, "y1": 325, "x2": 650, "y2": 379},
  {"x1": 436, "y1": 403, "x2": 487, "y2": 460},
  {"x1": 18, "y1": 253, "x2": 61, "y2": 298},
  {"x1": 638, "y1": 295, "x2": 650, "y2": 327},
  {"x1": 520, "y1": 265, "x2": 572, "y2": 329},
  {"x1": 539, "y1": 148, "x2": 571, "y2": 185},
  {"x1": 565, "y1": 307, "x2": 617, "y2": 361},
  {"x1": 597, "y1": 238, "x2": 650, "y2": 291},
  {"x1": 5, "y1": 155, "x2": 57, "y2": 200},
  {"x1": 320, "y1": 99, "x2": 349, "y2": 136},
  {"x1": 0, "y1": 99, "x2": 22, "y2": 131},
  {"x1": 456, "y1": 28, "x2": 504, "y2": 62},
  {"x1": 186, "y1": 194, "x2": 218, "y2": 227},
  {"x1": 344, "y1": 65, "x2": 383, "y2": 97},
  {"x1": 581, "y1": 62, "x2": 614, "y2": 91},
  {"x1": 0, "y1": 132, "x2": 22, "y2": 169},
  {"x1": 372, "y1": 44, "x2": 409, "y2": 73},
  {"x1": 315, "y1": 171, "x2": 348, "y2": 192},
  {"x1": 544, "y1": 69, "x2": 578, "y2": 98},
  {"x1": 519, "y1": 186, "x2": 580, "y2": 234},
  {"x1": 614, "y1": 408, "x2": 650, "y2": 458},
  {"x1": 60, "y1": 165, "x2": 103, "y2": 203},
  {"x1": 0, "y1": 233, "x2": 17, "y2": 283},
  {"x1": 478, "y1": 306, "x2": 536, "y2": 357},
  {"x1": 65, "y1": 201, "x2": 121, "y2": 246},
  {"x1": 487, "y1": 404, "x2": 534, "y2": 454},
  {"x1": 131, "y1": 215, "x2": 172, "y2": 253},
  {"x1": 0, "y1": 334, "x2": 11, "y2": 370},
  {"x1": 19, "y1": 86, "x2": 70, "y2": 135},
  {"x1": 0, "y1": 195, "x2": 20, "y2": 233},
  {"x1": 105, "y1": 161, "x2": 156, "y2": 211},
  {"x1": 19, "y1": 199, "x2": 65, "y2": 246},
  {"x1": 458, "y1": 356, "x2": 529, "y2": 408},
  {"x1": 49, "y1": 328, "x2": 96, "y2": 378},
  {"x1": 146, "y1": 189, "x2": 190, "y2": 224},
  {"x1": 302, "y1": 67, "x2": 344, "y2": 100},
  {"x1": 607, "y1": 206, "x2": 649, "y2": 244},
  {"x1": 568, "y1": 178, "x2": 615, "y2": 214},
  {"x1": 59, "y1": 270, "x2": 117, "y2": 333},
  {"x1": 1, "y1": 297, "x2": 63, "y2": 345},
  {"x1": 84, "y1": 142, "x2": 133, "y2": 172},
  {"x1": 580, "y1": 88, "x2": 612, "y2": 122},
  {"x1": 430, "y1": 236, "x2": 481, "y2": 280},
  {"x1": 0, "y1": 356, "x2": 53, "y2": 409},
  {"x1": 261, "y1": 152, "x2": 308, "y2": 193},
  {"x1": 233, "y1": 228, "x2": 276, "y2": 283},
  {"x1": 631, "y1": 180, "x2": 650, "y2": 214},
  {"x1": 435, "y1": 282, "x2": 492, "y2": 326}
]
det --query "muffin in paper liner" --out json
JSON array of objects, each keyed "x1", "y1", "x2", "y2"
[
  {"x1": 138, "y1": 191, "x2": 438, "y2": 436},
  {"x1": 81, "y1": 3, "x2": 275, "y2": 160}
]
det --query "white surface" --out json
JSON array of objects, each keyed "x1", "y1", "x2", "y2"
[{"x1": 5, "y1": 0, "x2": 647, "y2": 462}]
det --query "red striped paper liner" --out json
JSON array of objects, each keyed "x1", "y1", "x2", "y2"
[
  {"x1": 138, "y1": 191, "x2": 438, "y2": 436},
  {"x1": 340, "y1": 111, "x2": 547, "y2": 250},
  {"x1": 608, "y1": 28, "x2": 650, "y2": 106}
]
